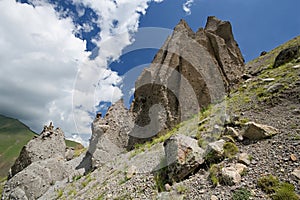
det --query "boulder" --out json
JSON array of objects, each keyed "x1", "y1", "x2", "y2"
[
  {"x1": 164, "y1": 134, "x2": 205, "y2": 182},
  {"x1": 204, "y1": 139, "x2": 225, "y2": 163},
  {"x1": 65, "y1": 147, "x2": 74, "y2": 161},
  {"x1": 9, "y1": 123, "x2": 66, "y2": 178},
  {"x1": 242, "y1": 122, "x2": 278, "y2": 140},
  {"x1": 2, "y1": 158, "x2": 75, "y2": 200},
  {"x1": 221, "y1": 166, "x2": 241, "y2": 185},
  {"x1": 273, "y1": 45, "x2": 300, "y2": 68}
]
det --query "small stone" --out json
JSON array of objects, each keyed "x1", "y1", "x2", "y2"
[
  {"x1": 210, "y1": 195, "x2": 218, "y2": 200},
  {"x1": 224, "y1": 127, "x2": 239, "y2": 138},
  {"x1": 234, "y1": 163, "x2": 247, "y2": 175},
  {"x1": 238, "y1": 153, "x2": 251, "y2": 166},
  {"x1": 165, "y1": 183, "x2": 172, "y2": 191},
  {"x1": 292, "y1": 64, "x2": 300, "y2": 69},
  {"x1": 280, "y1": 168, "x2": 285, "y2": 172},
  {"x1": 126, "y1": 165, "x2": 137, "y2": 179},
  {"x1": 292, "y1": 168, "x2": 300, "y2": 180},
  {"x1": 291, "y1": 154, "x2": 297, "y2": 162},
  {"x1": 267, "y1": 83, "x2": 284, "y2": 93},
  {"x1": 262, "y1": 78, "x2": 275, "y2": 82}
]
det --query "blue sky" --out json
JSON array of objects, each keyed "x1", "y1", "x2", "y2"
[{"x1": 0, "y1": 0, "x2": 299, "y2": 145}]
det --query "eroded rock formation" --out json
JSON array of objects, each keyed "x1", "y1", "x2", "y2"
[
  {"x1": 9, "y1": 123, "x2": 66, "y2": 179},
  {"x1": 130, "y1": 16, "x2": 244, "y2": 142},
  {"x1": 88, "y1": 16, "x2": 245, "y2": 166}
]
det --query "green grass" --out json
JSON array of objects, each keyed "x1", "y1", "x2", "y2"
[
  {"x1": 257, "y1": 175, "x2": 280, "y2": 194},
  {"x1": 232, "y1": 188, "x2": 251, "y2": 200},
  {"x1": 223, "y1": 142, "x2": 239, "y2": 159},
  {"x1": 257, "y1": 175, "x2": 299, "y2": 200}
]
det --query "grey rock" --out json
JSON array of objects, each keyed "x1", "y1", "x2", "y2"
[
  {"x1": 238, "y1": 153, "x2": 251, "y2": 166},
  {"x1": 65, "y1": 147, "x2": 74, "y2": 161},
  {"x1": 164, "y1": 134, "x2": 205, "y2": 182},
  {"x1": 242, "y1": 122, "x2": 278, "y2": 140},
  {"x1": 273, "y1": 45, "x2": 300, "y2": 68},
  {"x1": 224, "y1": 127, "x2": 239, "y2": 138},
  {"x1": 204, "y1": 139, "x2": 225, "y2": 163},
  {"x1": 9, "y1": 123, "x2": 66, "y2": 178},
  {"x1": 292, "y1": 168, "x2": 300, "y2": 180},
  {"x1": 267, "y1": 83, "x2": 284, "y2": 93},
  {"x1": 221, "y1": 166, "x2": 241, "y2": 185},
  {"x1": 131, "y1": 16, "x2": 244, "y2": 144},
  {"x1": 157, "y1": 191, "x2": 184, "y2": 200},
  {"x1": 88, "y1": 99, "x2": 134, "y2": 168},
  {"x1": 210, "y1": 195, "x2": 218, "y2": 200},
  {"x1": 2, "y1": 158, "x2": 74, "y2": 200}
]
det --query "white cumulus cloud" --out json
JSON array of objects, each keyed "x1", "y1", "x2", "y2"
[
  {"x1": 183, "y1": 0, "x2": 195, "y2": 15},
  {"x1": 0, "y1": 0, "x2": 89, "y2": 136},
  {"x1": 0, "y1": 0, "x2": 166, "y2": 146}
]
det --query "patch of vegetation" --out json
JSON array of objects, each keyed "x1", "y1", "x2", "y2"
[
  {"x1": 0, "y1": 177, "x2": 6, "y2": 198},
  {"x1": 271, "y1": 182, "x2": 299, "y2": 200},
  {"x1": 154, "y1": 157, "x2": 168, "y2": 192},
  {"x1": 223, "y1": 142, "x2": 239, "y2": 159},
  {"x1": 232, "y1": 188, "x2": 251, "y2": 200},
  {"x1": 57, "y1": 189, "x2": 64, "y2": 198},
  {"x1": 257, "y1": 175, "x2": 280, "y2": 194},
  {"x1": 68, "y1": 189, "x2": 77, "y2": 196},
  {"x1": 96, "y1": 193, "x2": 105, "y2": 200},
  {"x1": 81, "y1": 174, "x2": 92, "y2": 188},
  {"x1": 73, "y1": 174, "x2": 83, "y2": 182},
  {"x1": 208, "y1": 164, "x2": 222, "y2": 187},
  {"x1": 130, "y1": 121, "x2": 186, "y2": 158},
  {"x1": 176, "y1": 184, "x2": 188, "y2": 194},
  {"x1": 257, "y1": 175, "x2": 298, "y2": 199}
]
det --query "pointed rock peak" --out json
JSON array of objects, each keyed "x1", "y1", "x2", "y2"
[
  {"x1": 174, "y1": 19, "x2": 194, "y2": 35},
  {"x1": 205, "y1": 16, "x2": 234, "y2": 42},
  {"x1": 106, "y1": 99, "x2": 127, "y2": 115},
  {"x1": 205, "y1": 16, "x2": 230, "y2": 32}
]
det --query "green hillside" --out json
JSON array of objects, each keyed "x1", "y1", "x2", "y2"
[{"x1": 0, "y1": 115, "x2": 84, "y2": 179}]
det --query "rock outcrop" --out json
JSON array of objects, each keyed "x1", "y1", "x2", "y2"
[
  {"x1": 2, "y1": 123, "x2": 87, "y2": 199},
  {"x1": 163, "y1": 134, "x2": 205, "y2": 182},
  {"x1": 83, "y1": 16, "x2": 245, "y2": 169},
  {"x1": 88, "y1": 99, "x2": 134, "y2": 168},
  {"x1": 130, "y1": 16, "x2": 244, "y2": 143},
  {"x1": 9, "y1": 123, "x2": 66, "y2": 179}
]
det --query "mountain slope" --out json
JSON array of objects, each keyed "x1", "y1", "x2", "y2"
[{"x1": 38, "y1": 34, "x2": 299, "y2": 199}]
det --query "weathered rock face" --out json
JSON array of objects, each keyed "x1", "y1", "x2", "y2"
[
  {"x1": 88, "y1": 99, "x2": 134, "y2": 168},
  {"x1": 163, "y1": 134, "x2": 205, "y2": 182},
  {"x1": 130, "y1": 16, "x2": 244, "y2": 142},
  {"x1": 9, "y1": 123, "x2": 66, "y2": 179},
  {"x1": 2, "y1": 158, "x2": 74, "y2": 200}
]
